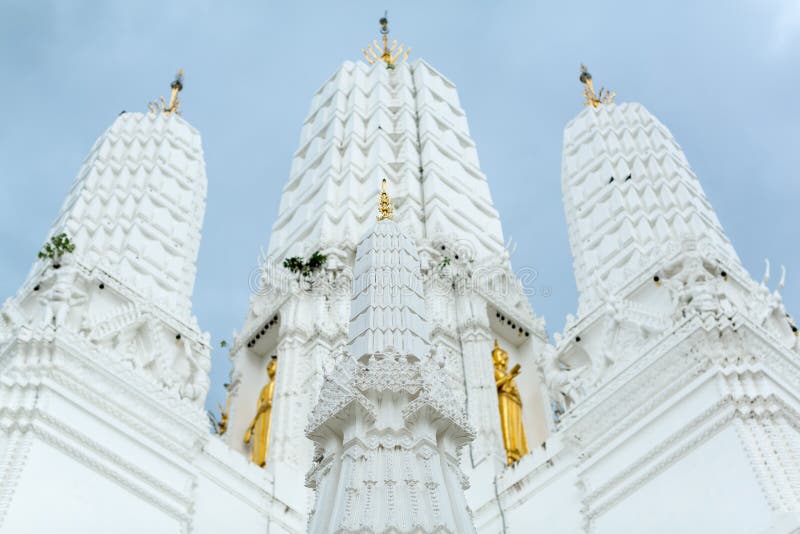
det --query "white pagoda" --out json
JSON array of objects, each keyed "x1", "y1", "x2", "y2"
[{"x1": 0, "y1": 17, "x2": 799, "y2": 534}]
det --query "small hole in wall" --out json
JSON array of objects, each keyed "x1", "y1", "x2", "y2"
[
  {"x1": 176, "y1": 334, "x2": 181, "y2": 341},
  {"x1": 34, "y1": 285, "x2": 40, "y2": 291},
  {"x1": 575, "y1": 336, "x2": 581, "y2": 343},
  {"x1": 99, "y1": 283, "x2": 105, "y2": 290}
]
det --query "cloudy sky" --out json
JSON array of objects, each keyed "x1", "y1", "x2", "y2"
[{"x1": 1, "y1": 1, "x2": 798, "y2": 417}]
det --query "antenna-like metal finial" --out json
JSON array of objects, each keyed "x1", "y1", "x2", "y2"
[
  {"x1": 362, "y1": 13, "x2": 411, "y2": 69},
  {"x1": 148, "y1": 69, "x2": 184, "y2": 116},
  {"x1": 579, "y1": 64, "x2": 615, "y2": 108}
]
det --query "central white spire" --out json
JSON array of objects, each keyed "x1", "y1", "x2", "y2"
[{"x1": 306, "y1": 206, "x2": 476, "y2": 533}]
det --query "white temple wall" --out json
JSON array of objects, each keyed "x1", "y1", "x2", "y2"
[
  {"x1": 593, "y1": 425, "x2": 771, "y2": 534},
  {"x1": 3, "y1": 440, "x2": 182, "y2": 534},
  {"x1": 0, "y1": 357, "x2": 304, "y2": 534},
  {"x1": 490, "y1": 459, "x2": 583, "y2": 534}
]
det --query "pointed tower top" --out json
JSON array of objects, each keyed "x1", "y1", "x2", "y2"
[
  {"x1": 361, "y1": 12, "x2": 411, "y2": 69},
  {"x1": 377, "y1": 178, "x2": 394, "y2": 221},
  {"x1": 148, "y1": 69, "x2": 184, "y2": 116},
  {"x1": 579, "y1": 64, "x2": 615, "y2": 108}
]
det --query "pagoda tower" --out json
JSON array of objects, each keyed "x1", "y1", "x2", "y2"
[
  {"x1": 483, "y1": 69, "x2": 800, "y2": 533},
  {"x1": 0, "y1": 74, "x2": 309, "y2": 534},
  {"x1": 305, "y1": 186, "x2": 476, "y2": 533},
  {"x1": 225, "y1": 17, "x2": 549, "y2": 519}
]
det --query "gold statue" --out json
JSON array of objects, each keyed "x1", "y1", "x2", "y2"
[
  {"x1": 579, "y1": 64, "x2": 615, "y2": 108},
  {"x1": 244, "y1": 356, "x2": 277, "y2": 467},
  {"x1": 148, "y1": 69, "x2": 184, "y2": 116},
  {"x1": 493, "y1": 340, "x2": 529, "y2": 465},
  {"x1": 377, "y1": 178, "x2": 394, "y2": 221},
  {"x1": 361, "y1": 13, "x2": 411, "y2": 69},
  {"x1": 216, "y1": 392, "x2": 230, "y2": 436}
]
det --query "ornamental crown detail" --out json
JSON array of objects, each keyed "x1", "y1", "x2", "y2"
[
  {"x1": 362, "y1": 13, "x2": 411, "y2": 70},
  {"x1": 579, "y1": 64, "x2": 615, "y2": 108}
]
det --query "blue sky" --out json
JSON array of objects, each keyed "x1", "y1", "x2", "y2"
[{"x1": 1, "y1": 1, "x2": 798, "y2": 417}]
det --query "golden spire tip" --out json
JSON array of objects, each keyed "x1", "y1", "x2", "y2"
[
  {"x1": 362, "y1": 12, "x2": 411, "y2": 69},
  {"x1": 579, "y1": 63, "x2": 615, "y2": 108},
  {"x1": 377, "y1": 178, "x2": 394, "y2": 221},
  {"x1": 148, "y1": 69, "x2": 184, "y2": 116}
]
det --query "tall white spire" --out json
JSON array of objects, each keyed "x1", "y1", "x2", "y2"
[
  {"x1": 561, "y1": 102, "x2": 740, "y2": 313},
  {"x1": 266, "y1": 59, "x2": 506, "y2": 262},
  {"x1": 48, "y1": 111, "x2": 207, "y2": 320},
  {"x1": 306, "y1": 208, "x2": 476, "y2": 533},
  {"x1": 2, "y1": 109, "x2": 211, "y2": 406},
  {"x1": 227, "y1": 53, "x2": 548, "y2": 525}
]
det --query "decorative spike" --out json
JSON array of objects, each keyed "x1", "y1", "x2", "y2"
[
  {"x1": 579, "y1": 64, "x2": 614, "y2": 108},
  {"x1": 362, "y1": 48, "x2": 375, "y2": 64},
  {"x1": 148, "y1": 69, "x2": 184, "y2": 116},
  {"x1": 361, "y1": 14, "x2": 412, "y2": 69},
  {"x1": 377, "y1": 179, "x2": 394, "y2": 221}
]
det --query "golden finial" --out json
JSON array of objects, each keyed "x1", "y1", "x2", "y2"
[
  {"x1": 579, "y1": 64, "x2": 615, "y2": 108},
  {"x1": 148, "y1": 69, "x2": 184, "y2": 116},
  {"x1": 361, "y1": 12, "x2": 411, "y2": 69},
  {"x1": 377, "y1": 179, "x2": 394, "y2": 221}
]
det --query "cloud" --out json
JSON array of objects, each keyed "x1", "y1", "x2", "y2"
[{"x1": 770, "y1": 0, "x2": 800, "y2": 55}]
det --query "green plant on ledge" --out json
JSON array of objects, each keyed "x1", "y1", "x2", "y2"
[
  {"x1": 283, "y1": 251, "x2": 328, "y2": 278},
  {"x1": 38, "y1": 232, "x2": 76, "y2": 269}
]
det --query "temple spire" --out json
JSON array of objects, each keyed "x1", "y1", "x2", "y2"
[
  {"x1": 579, "y1": 64, "x2": 615, "y2": 108},
  {"x1": 361, "y1": 13, "x2": 411, "y2": 69},
  {"x1": 376, "y1": 178, "x2": 394, "y2": 221}
]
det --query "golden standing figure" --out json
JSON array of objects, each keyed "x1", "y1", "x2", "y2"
[
  {"x1": 244, "y1": 356, "x2": 277, "y2": 467},
  {"x1": 493, "y1": 340, "x2": 529, "y2": 465}
]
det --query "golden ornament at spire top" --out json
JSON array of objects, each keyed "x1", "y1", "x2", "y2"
[
  {"x1": 579, "y1": 64, "x2": 615, "y2": 108},
  {"x1": 362, "y1": 12, "x2": 411, "y2": 69},
  {"x1": 377, "y1": 179, "x2": 394, "y2": 221},
  {"x1": 148, "y1": 69, "x2": 184, "y2": 116}
]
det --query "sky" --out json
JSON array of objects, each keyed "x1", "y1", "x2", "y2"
[{"x1": 1, "y1": 1, "x2": 799, "y2": 417}]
